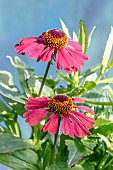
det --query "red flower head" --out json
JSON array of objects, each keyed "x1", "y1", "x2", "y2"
[
  {"x1": 15, "y1": 29, "x2": 88, "y2": 73},
  {"x1": 23, "y1": 95, "x2": 94, "y2": 138}
]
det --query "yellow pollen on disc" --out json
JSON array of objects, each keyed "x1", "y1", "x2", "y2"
[
  {"x1": 43, "y1": 30, "x2": 68, "y2": 49},
  {"x1": 48, "y1": 95, "x2": 73, "y2": 115}
]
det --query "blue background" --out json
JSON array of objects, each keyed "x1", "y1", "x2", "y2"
[{"x1": 0, "y1": 0, "x2": 113, "y2": 169}]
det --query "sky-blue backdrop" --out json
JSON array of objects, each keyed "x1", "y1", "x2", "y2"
[{"x1": 0, "y1": 0, "x2": 113, "y2": 169}]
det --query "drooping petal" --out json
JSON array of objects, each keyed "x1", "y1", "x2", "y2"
[
  {"x1": 25, "y1": 97, "x2": 50, "y2": 110},
  {"x1": 72, "y1": 110, "x2": 94, "y2": 129},
  {"x1": 23, "y1": 109, "x2": 49, "y2": 126},
  {"x1": 64, "y1": 66, "x2": 79, "y2": 73},
  {"x1": 66, "y1": 46, "x2": 88, "y2": 60},
  {"x1": 74, "y1": 106, "x2": 94, "y2": 115},
  {"x1": 60, "y1": 115, "x2": 75, "y2": 138},
  {"x1": 25, "y1": 44, "x2": 46, "y2": 59},
  {"x1": 69, "y1": 114, "x2": 90, "y2": 137},
  {"x1": 68, "y1": 40, "x2": 82, "y2": 52},
  {"x1": 56, "y1": 48, "x2": 75, "y2": 70},
  {"x1": 72, "y1": 98, "x2": 84, "y2": 103},
  {"x1": 37, "y1": 47, "x2": 54, "y2": 62},
  {"x1": 15, "y1": 37, "x2": 45, "y2": 55},
  {"x1": 41, "y1": 114, "x2": 58, "y2": 134}
]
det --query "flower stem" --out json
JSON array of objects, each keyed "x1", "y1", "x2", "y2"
[
  {"x1": 33, "y1": 61, "x2": 51, "y2": 144},
  {"x1": 38, "y1": 61, "x2": 51, "y2": 97},
  {"x1": 51, "y1": 119, "x2": 60, "y2": 164}
]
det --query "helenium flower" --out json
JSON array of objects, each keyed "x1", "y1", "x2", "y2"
[
  {"x1": 15, "y1": 29, "x2": 88, "y2": 73},
  {"x1": 23, "y1": 95, "x2": 94, "y2": 138}
]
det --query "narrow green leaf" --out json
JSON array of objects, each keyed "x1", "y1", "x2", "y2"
[
  {"x1": 73, "y1": 31, "x2": 78, "y2": 41},
  {"x1": 79, "y1": 63, "x2": 101, "y2": 79},
  {"x1": 43, "y1": 143, "x2": 51, "y2": 168},
  {"x1": 97, "y1": 133, "x2": 113, "y2": 149},
  {"x1": 106, "y1": 57, "x2": 113, "y2": 72},
  {"x1": 0, "y1": 134, "x2": 33, "y2": 153},
  {"x1": 56, "y1": 71, "x2": 75, "y2": 86},
  {"x1": 99, "y1": 78, "x2": 113, "y2": 84},
  {"x1": 100, "y1": 27, "x2": 113, "y2": 74},
  {"x1": 88, "y1": 26, "x2": 96, "y2": 47},
  {"x1": 78, "y1": 19, "x2": 88, "y2": 53},
  {"x1": 59, "y1": 18, "x2": 71, "y2": 38}
]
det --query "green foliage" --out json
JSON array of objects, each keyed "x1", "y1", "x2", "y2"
[{"x1": 0, "y1": 20, "x2": 113, "y2": 170}]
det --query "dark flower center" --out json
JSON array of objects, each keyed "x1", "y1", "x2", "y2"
[
  {"x1": 43, "y1": 29, "x2": 68, "y2": 49},
  {"x1": 48, "y1": 95, "x2": 73, "y2": 115}
]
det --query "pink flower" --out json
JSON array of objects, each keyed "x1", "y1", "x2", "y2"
[
  {"x1": 15, "y1": 29, "x2": 88, "y2": 73},
  {"x1": 23, "y1": 95, "x2": 94, "y2": 138}
]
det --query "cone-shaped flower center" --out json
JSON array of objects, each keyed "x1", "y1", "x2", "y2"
[
  {"x1": 48, "y1": 95, "x2": 73, "y2": 115},
  {"x1": 43, "y1": 29, "x2": 68, "y2": 49}
]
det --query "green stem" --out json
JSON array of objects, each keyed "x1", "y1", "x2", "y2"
[
  {"x1": 33, "y1": 61, "x2": 51, "y2": 144},
  {"x1": 38, "y1": 61, "x2": 51, "y2": 97},
  {"x1": 51, "y1": 120, "x2": 60, "y2": 164}
]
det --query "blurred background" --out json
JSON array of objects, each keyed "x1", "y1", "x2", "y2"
[{"x1": 0, "y1": 0, "x2": 113, "y2": 169}]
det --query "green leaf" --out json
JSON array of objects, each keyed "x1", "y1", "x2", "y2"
[
  {"x1": 81, "y1": 139, "x2": 96, "y2": 150},
  {"x1": 99, "y1": 78, "x2": 113, "y2": 84},
  {"x1": 7, "y1": 56, "x2": 34, "y2": 97},
  {"x1": 0, "y1": 134, "x2": 33, "y2": 153},
  {"x1": 28, "y1": 76, "x2": 54, "y2": 96},
  {"x1": 79, "y1": 63, "x2": 101, "y2": 79},
  {"x1": 46, "y1": 162, "x2": 70, "y2": 170},
  {"x1": 106, "y1": 57, "x2": 113, "y2": 72},
  {"x1": 94, "y1": 118, "x2": 112, "y2": 127},
  {"x1": 43, "y1": 143, "x2": 51, "y2": 168},
  {"x1": 0, "y1": 70, "x2": 18, "y2": 92},
  {"x1": 13, "y1": 149, "x2": 38, "y2": 166},
  {"x1": 56, "y1": 71, "x2": 75, "y2": 86},
  {"x1": 0, "y1": 86, "x2": 25, "y2": 104},
  {"x1": 84, "y1": 81, "x2": 96, "y2": 90},
  {"x1": 100, "y1": 27, "x2": 113, "y2": 75},
  {"x1": 0, "y1": 154, "x2": 38, "y2": 170},
  {"x1": 59, "y1": 18, "x2": 71, "y2": 38},
  {"x1": 72, "y1": 165, "x2": 84, "y2": 170},
  {"x1": 78, "y1": 19, "x2": 88, "y2": 53},
  {"x1": 65, "y1": 139, "x2": 93, "y2": 167},
  {"x1": 0, "y1": 100, "x2": 11, "y2": 113},
  {"x1": 92, "y1": 123, "x2": 113, "y2": 136},
  {"x1": 97, "y1": 133, "x2": 113, "y2": 149}
]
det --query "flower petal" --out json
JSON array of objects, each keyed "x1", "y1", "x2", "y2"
[
  {"x1": 25, "y1": 97, "x2": 50, "y2": 110},
  {"x1": 15, "y1": 37, "x2": 44, "y2": 55},
  {"x1": 23, "y1": 109, "x2": 49, "y2": 126},
  {"x1": 41, "y1": 114, "x2": 58, "y2": 134},
  {"x1": 72, "y1": 110, "x2": 94, "y2": 129},
  {"x1": 74, "y1": 106, "x2": 94, "y2": 115},
  {"x1": 66, "y1": 46, "x2": 88, "y2": 60},
  {"x1": 60, "y1": 115, "x2": 75, "y2": 138},
  {"x1": 56, "y1": 48, "x2": 75, "y2": 70},
  {"x1": 68, "y1": 40, "x2": 82, "y2": 52},
  {"x1": 37, "y1": 47, "x2": 54, "y2": 62},
  {"x1": 72, "y1": 98, "x2": 84, "y2": 103},
  {"x1": 69, "y1": 114, "x2": 90, "y2": 137}
]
